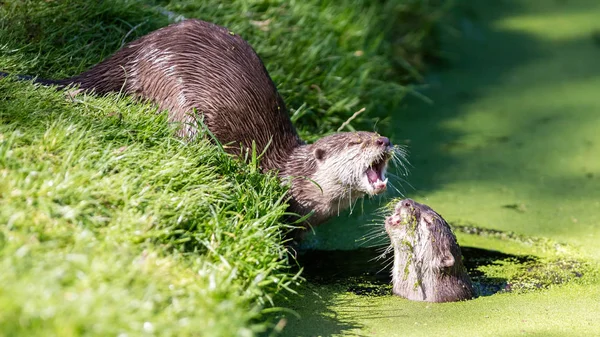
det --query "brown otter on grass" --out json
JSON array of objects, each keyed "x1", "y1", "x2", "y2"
[
  {"x1": 384, "y1": 199, "x2": 474, "y2": 302},
  {"x1": 1, "y1": 19, "x2": 405, "y2": 228}
]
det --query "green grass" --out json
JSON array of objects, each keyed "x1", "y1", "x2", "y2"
[
  {"x1": 0, "y1": 0, "x2": 446, "y2": 336},
  {"x1": 0, "y1": 80, "x2": 297, "y2": 336}
]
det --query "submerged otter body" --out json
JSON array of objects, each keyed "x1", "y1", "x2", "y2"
[
  {"x1": 385, "y1": 199, "x2": 474, "y2": 302},
  {"x1": 2, "y1": 19, "x2": 399, "y2": 227}
]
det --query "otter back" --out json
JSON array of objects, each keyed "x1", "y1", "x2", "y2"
[
  {"x1": 2, "y1": 19, "x2": 400, "y2": 230},
  {"x1": 56, "y1": 19, "x2": 302, "y2": 171}
]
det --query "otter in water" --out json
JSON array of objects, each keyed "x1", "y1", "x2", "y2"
[
  {"x1": 1, "y1": 19, "x2": 402, "y2": 227},
  {"x1": 384, "y1": 199, "x2": 474, "y2": 302}
]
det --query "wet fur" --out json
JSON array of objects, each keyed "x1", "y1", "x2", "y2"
[
  {"x1": 1, "y1": 19, "x2": 400, "y2": 228},
  {"x1": 385, "y1": 199, "x2": 474, "y2": 302},
  {"x1": 52, "y1": 19, "x2": 301, "y2": 172}
]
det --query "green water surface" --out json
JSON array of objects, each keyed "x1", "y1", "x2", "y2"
[{"x1": 283, "y1": 0, "x2": 600, "y2": 335}]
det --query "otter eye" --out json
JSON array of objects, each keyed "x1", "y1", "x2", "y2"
[
  {"x1": 314, "y1": 148, "x2": 326, "y2": 161},
  {"x1": 404, "y1": 201, "x2": 411, "y2": 207}
]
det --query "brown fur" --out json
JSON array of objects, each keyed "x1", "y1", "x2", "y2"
[
  {"x1": 54, "y1": 19, "x2": 300, "y2": 172},
  {"x1": 385, "y1": 199, "x2": 475, "y2": 302},
  {"x1": 2, "y1": 19, "x2": 398, "y2": 227},
  {"x1": 286, "y1": 131, "x2": 392, "y2": 226}
]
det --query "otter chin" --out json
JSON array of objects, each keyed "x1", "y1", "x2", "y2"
[{"x1": 385, "y1": 199, "x2": 475, "y2": 303}]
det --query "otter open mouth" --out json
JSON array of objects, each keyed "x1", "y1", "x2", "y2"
[{"x1": 364, "y1": 157, "x2": 388, "y2": 195}]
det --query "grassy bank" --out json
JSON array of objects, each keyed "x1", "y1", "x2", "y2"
[
  {"x1": 0, "y1": 0, "x2": 446, "y2": 335},
  {"x1": 0, "y1": 80, "x2": 296, "y2": 336}
]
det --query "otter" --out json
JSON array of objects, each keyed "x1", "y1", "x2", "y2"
[
  {"x1": 384, "y1": 199, "x2": 474, "y2": 302},
  {"x1": 1, "y1": 19, "x2": 401, "y2": 228}
]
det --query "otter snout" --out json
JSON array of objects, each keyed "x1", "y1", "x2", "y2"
[
  {"x1": 384, "y1": 212, "x2": 402, "y2": 235},
  {"x1": 375, "y1": 136, "x2": 390, "y2": 147},
  {"x1": 391, "y1": 198, "x2": 421, "y2": 223},
  {"x1": 385, "y1": 199, "x2": 418, "y2": 235},
  {"x1": 364, "y1": 136, "x2": 393, "y2": 195}
]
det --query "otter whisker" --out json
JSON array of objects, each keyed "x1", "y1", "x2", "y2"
[
  {"x1": 359, "y1": 226, "x2": 386, "y2": 237},
  {"x1": 377, "y1": 258, "x2": 395, "y2": 275},
  {"x1": 359, "y1": 229, "x2": 384, "y2": 238},
  {"x1": 359, "y1": 223, "x2": 385, "y2": 228},
  {"x1": 358, "y1": 232, "x2": 388, "y2": 247},
  {"x1": 385, "y1": 180, "x2": 405, "y2": 197},
  {"x1": 373, "y1": 206, "x2": 392, "y2": 217},
  {"x1": 372, "y1": 244, "x2": 393, "y2": 260},
  {"x1": 387, "y1": 171, "x2": 412, "y2": 183},
  {"x1": 391, "y1": 156, "x2": 410, "y2": 177},
  {"x1": 362, "y1": 219, "x2": 381, "y2": 225},
  {"x1": 390, "y1": 145, "x2": 411, "y2": 176},
  {"x1": 387, "y1": 173, "x2": 415, "y2": 194},
  {"x1": 349, "y1": 196, "x2": 361, "y2": 216},
  {"x1": 346, "y1": 188, "x2": 354, "y2": 215},
  {"x1": 360, "y1": 229, "x2": 386, "y2": 238}
]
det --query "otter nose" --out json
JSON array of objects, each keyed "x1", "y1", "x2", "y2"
[
  {"x1": 396, "y1": 198, "x2": 415, "y2": 211},
  {"x1": 376, "y1": 136, "x2": 390, "y2": 147}
]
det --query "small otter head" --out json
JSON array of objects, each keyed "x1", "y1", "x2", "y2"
[
  {"x1": 384, "y1": 199, "x2": 474, "y2": 302},
  {"x1": 385, "y1": 199, "x2": 457, "y2": 269},
  {"x1": 309, "y1": 131, "x2": 393, "y2": 197}
]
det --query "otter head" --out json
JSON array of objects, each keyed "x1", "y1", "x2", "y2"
[
  {"x1": 385, "y1": 199, "x2": 474, "y2": 302},
  {"x1": 310, "y1": 131, "x2": 392, "y2": 196},
  {"x1": 385, "y1": 199, "x2": 457, "y2": 269},
  {"x1": 285, "y1": 131, "x2": 401, "y2": 226}
]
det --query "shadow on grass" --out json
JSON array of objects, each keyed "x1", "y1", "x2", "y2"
[{"x1": 0, "y1": 1, "x2": 168, "y2": 77}]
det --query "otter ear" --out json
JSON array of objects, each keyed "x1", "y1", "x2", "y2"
[
  {"x1": 313, "y1": 148, "x2": 326, "y2": 161},
  {"x1": 440, "y1": 254, "x2": 455, "y2": 268}
]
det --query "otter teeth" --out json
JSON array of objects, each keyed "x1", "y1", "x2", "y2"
[
  {"x1": 373, "y1": 177, "x2": 388, "y2": 191},
  {"x1": 365, "y1": 165, "x2": 388, "y2": 194}
]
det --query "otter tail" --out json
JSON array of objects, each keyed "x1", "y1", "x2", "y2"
[
  {"x1": 0, "y1": 71, "x2": 70, "y2": 88},
  {"x1": 0, "y1": 68, "x2": 129, "y2": 94},
  {"x1": 1, "y1": 35, "x2": 139, "y2": 94}
]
